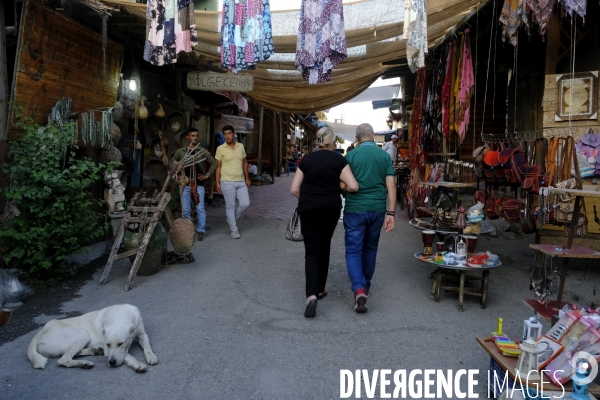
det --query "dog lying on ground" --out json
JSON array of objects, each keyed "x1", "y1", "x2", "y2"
[{"x1": 28, "y1": 304, "x2": 158, "y2": 372}]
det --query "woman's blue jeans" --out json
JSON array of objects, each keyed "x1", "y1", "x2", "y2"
[{"x1": 343, "y1": 211, "x2": 386, "y2": 292}]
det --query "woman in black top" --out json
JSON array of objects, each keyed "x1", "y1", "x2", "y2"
[{"x1": 290, "y1": 128, "x2": 359, "y2": 317}]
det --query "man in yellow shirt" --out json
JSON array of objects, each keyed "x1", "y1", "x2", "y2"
[{"x1": 215, "y1": 125, "x2": 251, "y2": 239}]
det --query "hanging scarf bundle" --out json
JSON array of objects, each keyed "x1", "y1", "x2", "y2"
[
  {"x1": 560, "y1": 0, "x2": 587, "y2": 20},
  {"x1": 144, "y1": 0, "x2": 198, "y2": 66},
  {"x1": 528, "y1": 0, "x2": 556, "y2": 38},
  {"x1": 455, "y1": 30, "x2": 475, "y2": 144},
  {"x1": 403, "y1": 0, "x2": 428, "y2": 73},
  {"x1": 220, "y1": 0, "x2": 274, "y2": 73},
  {"x1": 499, "y1": 0, "x2": 529, "y2": 46},
  {"x1": 295, "y1": 0, "x2": 347, "y2": 85},
  {"x1": 409, "y1": 67, "x2": 429, "y2": 174},
  {"x1": 441, "y1": 39, "x2": 456, "y2": 139}
]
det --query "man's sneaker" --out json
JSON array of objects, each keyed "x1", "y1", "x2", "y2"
[
  {"x1": 354, "y1": 289, "x2": 368, "y2": 313},
  {"x1": 231, "y1": 230, "x2": 241, "y2": 239},
  {"x1": 197, "y1": 232, "x2": 204, "y2": 241}
]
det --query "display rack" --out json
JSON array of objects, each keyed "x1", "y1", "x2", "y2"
[{"x1": 527, "y1": 187, "x2": 600, "y2": 319}]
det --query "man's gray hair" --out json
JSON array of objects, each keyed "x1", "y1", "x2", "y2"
[{"x1": 356, "y1": 123, "x2": 374, "y2": 141}]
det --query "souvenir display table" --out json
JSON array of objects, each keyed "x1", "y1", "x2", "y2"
[
  {"x1": 414, "y1": 252, "x2": 501, "y2": 311},
  {"x1": 527, "y1": 187, "x2": 600, "y2": 320},
  {"x1": 476, "y1": 337, "x2": 600, "y2": 399},
  {"x1": 409, "y1": 217, "x2": 494, "y2": 235}
]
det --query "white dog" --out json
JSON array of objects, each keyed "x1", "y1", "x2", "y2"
[{"x1": 27, "y1": 304, "x2": 158, "y2": 372}]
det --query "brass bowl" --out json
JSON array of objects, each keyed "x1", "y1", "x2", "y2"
[{"x1": 0, "y1": 309, "x2": 12, "y2": 328}]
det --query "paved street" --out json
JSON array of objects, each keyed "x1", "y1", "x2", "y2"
[{"x1": 0, "y1": 173, "x2": 598, "y2": 399}]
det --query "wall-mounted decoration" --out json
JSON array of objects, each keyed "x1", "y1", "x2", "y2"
[{"x1": 555, "y1": 71, "x2": 598, "y2": 121}]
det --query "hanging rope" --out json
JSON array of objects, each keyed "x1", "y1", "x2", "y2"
[{"x1": 480, "y1": 0, "x2": 498, "y2": 134}]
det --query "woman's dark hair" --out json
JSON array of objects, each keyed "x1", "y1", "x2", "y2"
[
  {"x1": 222, "y1": 125, "x2": 235, "y2": 134},
  {"x1": 185, "y1": 127, "x2": 199, "y2": 137}
]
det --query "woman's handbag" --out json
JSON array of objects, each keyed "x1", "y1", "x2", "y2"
[{"x1": 285, "y1": 209, "x2": 304, "y2": 242}]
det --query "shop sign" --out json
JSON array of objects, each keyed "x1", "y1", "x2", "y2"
[{"x1": 186, "y1": 72, "x2": 254, "y2": 92}]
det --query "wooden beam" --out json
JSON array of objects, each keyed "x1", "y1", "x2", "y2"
[
  {"x1": 545, "y1": 8, "x2": 561, "y2": 75},
  {"x1": 257, "y1": 105, "x2": 264, "y2": 176}
]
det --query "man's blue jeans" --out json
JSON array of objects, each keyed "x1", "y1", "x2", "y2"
[
  {"x1": 181, "y1": 185, "x2": 206, "y2": 233},
  {"x1": 343, "y1": 211, "x2": 386, "y2": 292}
]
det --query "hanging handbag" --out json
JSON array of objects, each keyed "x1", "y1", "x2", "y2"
[{"x1": 285, "y1": 209, "x2": 304, "y2": 242}]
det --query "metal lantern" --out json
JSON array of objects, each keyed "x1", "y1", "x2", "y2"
[
  {"x1": 522, "y1": 316, "x2": 543, "y2": 342},
  {"x1": 515, "y1": 339, "x2": 542, "y2": 380},
  {"x1": 454, "y1": 204, "x2": 467, "y2": 231}
]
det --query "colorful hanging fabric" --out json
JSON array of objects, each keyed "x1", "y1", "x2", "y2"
[
  {"x1": 441, "y1": 40, "x2": 456, "y2": 138},
  {"x1": 295, "y1": 0, "x2": 347, "y2": 85},
  {"x1": 455, "y1": 30, "x2": 475, "y2": 143},
  {"x1": 144, "y1": 0, "x2": 198, "y2": 66},
  {"x1": 499, "y1": 0, "x2": 528, "y2": 46},
  {"x1": 528, "y1": 0, "x2": 555, "y2": 37},
  {"x1": 221, "y1": 0, "x2": 274, "y2": 73},
  {"x1": 403, "y1": 0, "x2": 428, "y2": 73},
  {"x1": 561, "y1": 0, "x2": 587, "y2": 19},
  {"x1": 409, "y1": 67, "x2": 429, "y2": 174}
]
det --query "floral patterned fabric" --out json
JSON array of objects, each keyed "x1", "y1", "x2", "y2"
[
  {"x1": 403, "y1": 0, "x2": 428, "y2": 73},
  {"x1": 561, "y1": 0, "x2": 586, "y2": 19},
  {"x1": 144, "y1": 0, "x2": 197, "y2": 66},
  {"x1": 220, "y1": 0, "x2": 274, "y2": 73},
  {"x1": 499, "y1": 0, "x2": 528, "y2": 46},
  {"x1": 295, "y1": 0, "x2": 347, "y2": 85}
]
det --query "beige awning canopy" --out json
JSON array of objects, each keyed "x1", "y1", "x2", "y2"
[{"x1": 99, "y1": 0, "x2": 486, "y2": 113}]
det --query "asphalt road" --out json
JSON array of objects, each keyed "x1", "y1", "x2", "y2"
[{"x1": 1, "y1": 180, "x2": 598, "y2": 399}]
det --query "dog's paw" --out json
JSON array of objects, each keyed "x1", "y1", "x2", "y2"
[
  {"x1": 145, "y1": 352, "x2": 159, "y2": 365},
  {"x1": 92, "y1": 347, "x2": 104, "y2": 356},
  {"x1": 81, "y1": 361, "x2": 95, "y2": 369},
  {"x1": 134, "y1": 363, "x2": 147, "y2": 373}
]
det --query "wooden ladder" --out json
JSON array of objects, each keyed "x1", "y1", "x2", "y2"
[{"x1": 100, "y1": 191, "x2": 173, "y2": 291}]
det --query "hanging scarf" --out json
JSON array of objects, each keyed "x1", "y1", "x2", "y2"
[
  {"x1": 144, "y1": 0, "x2": 197, "y2": 66},
  {"x1": 404, "y1": 0, "x2": 428, "y2": 73},
  {"x1": 409, "y1": 67, "x2": 429, "y2": 174},
  {"x1": 220, "y1": 0, "x2": 274, "y2": 73},
  {"x1": 499, "y1": 0, "x2": 528, "y2": 46},
  {"x1": 455, "y1": 30, "x2": 475, "y2": 143},
  {"x1": 295, "y1": 0, "x2": 347, "y2": 85},
  {"x1": 528, "y1": 0, "x2": 555, "y2": 37},
  {"x1": 441, "y1": 40, "x2": 455, "y2": 138},
  {"x1": 561, "y1": 0, "x2": 587, "y2": 20}
]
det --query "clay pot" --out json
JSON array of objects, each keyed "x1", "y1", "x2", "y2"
[
  {"x1": 123, "y1": 222, "x2": 167, "y2": 276},
  {"x1": 0, "y1": 309, "x2": 12, "y2": 328}
]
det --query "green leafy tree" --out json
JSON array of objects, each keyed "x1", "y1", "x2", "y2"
[{"x1": 0, "y1": 107, "x2": 110, "y2": 282}]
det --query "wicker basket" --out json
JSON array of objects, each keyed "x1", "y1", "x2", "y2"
[
  {"x1": 170, "y1": 218, "x2": 196, "y2": 255},
  {"x1": 166, "y1": 111, "x2": 186, "y2": 134}
]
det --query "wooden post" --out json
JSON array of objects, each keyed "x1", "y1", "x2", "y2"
[
  {"x1": 0, "y1": 4, "x2": 9, "y2": 206},
  {"x1": 257, "y1": 105, "x2": 264, "y2": 176},
  {"x1": 277, "y1": 112, "x2": 282, "y2": 176},
  {"x1": 545, "y1": 8, "x2": 561, "y2": 76},
  {"x1": 207, "y1": 93, "x2": 215, "y2": 201},
  {"x1": 271, "y1": 109, "x2": 276, "y2": 182}
]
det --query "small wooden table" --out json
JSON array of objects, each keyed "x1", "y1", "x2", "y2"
[
  {"x1": 476, "y1": 336, "x2": 600, "y2": 398},
  {"x1": 414, "y1": 253, "x2": 501, "y2": 311}
]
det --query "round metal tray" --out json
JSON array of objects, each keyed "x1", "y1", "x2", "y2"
[{"x1": 409, "y1": 218, "x2": 494, "y2": 235}]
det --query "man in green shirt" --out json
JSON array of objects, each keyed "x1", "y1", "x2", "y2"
[
  {"x1": 171, "y1": 128, "x2": 217, "y2": 241},
  {"x1": 344, "y1": 123, "x2": 396, "y2": 313}
]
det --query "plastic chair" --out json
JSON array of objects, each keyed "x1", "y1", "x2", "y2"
[{"x1": 286, "y1": 160, "x2": 298, "y2": 176}]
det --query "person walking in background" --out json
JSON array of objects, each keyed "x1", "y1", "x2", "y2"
[
  {"x1": 344, "y1": 123, "x2": 396, "y2": 313},
  {"x1": 382, "y1": 134, "x2": 399, "y2": 164},
  {"x1": 290, "y1": 127, "x2": 358, "y2": 318},
  {"x1": 171, "y1": 128, "x2": 217, "y2": 241},
  {"x1": 215, "y1": 125, "x2": 251, "y2": 239}
]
